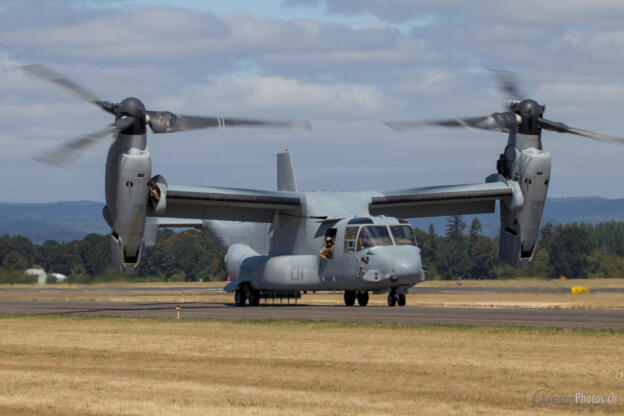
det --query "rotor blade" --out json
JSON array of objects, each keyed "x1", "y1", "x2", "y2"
[
  {"x1": 491, "y1": 70, "x2": 525, "y2": 103},
  {"x1": 21, "y1": 64, "x2": 114, "y2": 114},
  {"x1": 35, "y1": 117, "x2": 135, "y2": 167},
  {"x1": 539, "y1": 118, "x2": 624, "y2": 145},
  {"x1": 147, "y1": 111, "x2": 312, "y2": 134},
  {"x1": 384, "y1": 112, "x2": 518, "y2": 133}
]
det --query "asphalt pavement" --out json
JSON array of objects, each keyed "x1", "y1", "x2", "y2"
[{"x1": 1, "y1": 300, "x2": 623, "y2": 329}]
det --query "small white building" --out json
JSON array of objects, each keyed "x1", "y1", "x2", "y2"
[
  {"x1": 25, "y1": 268, "x2": 47, "y2": 284},
  {"x1": 49, "y1": 273, "x2": 67, "y2": 283}
]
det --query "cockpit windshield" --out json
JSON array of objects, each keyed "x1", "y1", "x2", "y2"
[
  {"x1": 357, "y1": 226, "x2": 393, "y2": 250},
  {"x1": 390, "y1": 225, "x2": 417, "y2": 246}
]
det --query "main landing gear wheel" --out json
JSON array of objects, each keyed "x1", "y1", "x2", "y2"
[
  {"x1": 344, "y1": 290, "x2": 356, "y2": 306},
  {"x1": 248, "y1": 289, "x2": 260, "y2": 306},
  {"x1": 356, "y1": 291, "x2": 369, "y2": 306},
  {"x1": 387, "y1": 288, "x2": 397, "y2": 307},
  {"x1": 234, "y1": 286, "x2": 247, "y2": 307},
  {"x1": 397, "y1": 294, "x2": 406, "y2": 307}
]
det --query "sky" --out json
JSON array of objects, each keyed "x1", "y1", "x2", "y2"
[{"x1": 2, "y1": 0, "x2": 624, "y2": 202}]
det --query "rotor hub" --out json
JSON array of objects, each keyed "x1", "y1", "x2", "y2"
[
  {"x1": 116, "y1": 97, "x2": 147, "y2": 135},
  {"x1": 515, "y1": 99, "x2": 543, "y2": 135}
]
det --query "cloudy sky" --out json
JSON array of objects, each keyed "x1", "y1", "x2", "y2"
[{"x1": 2, "y1": 0, "x2": 624, "y2": 202}]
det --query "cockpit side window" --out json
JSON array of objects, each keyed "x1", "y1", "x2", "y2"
[
  {"x1": 357, "y1": 226, "x2": 393, "y2": 250},
  {"x1": 343, "y1": 226, "x2": 359, "y2": 252},
  {"x1": 390, "y1": 225, "x2": 417, "y2": 246}
]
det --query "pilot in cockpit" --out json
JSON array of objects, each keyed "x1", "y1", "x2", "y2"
[{"x1": 358, "y1": 229, "x2": 370, "y2": 251}]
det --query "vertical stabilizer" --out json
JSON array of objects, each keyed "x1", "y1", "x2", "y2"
[{"x1": 277, "y1": 151, "x2": 297, "y2": 192}]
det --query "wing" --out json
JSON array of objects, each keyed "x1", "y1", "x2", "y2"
[
  {"x1": 369, "y1": 181, "x2": 514, "y2": 218},
  {"x1": 156, "y1": 184, "x2": 302, "y2": 222}
]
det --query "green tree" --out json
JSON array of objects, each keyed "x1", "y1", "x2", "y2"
[
  {"x1": 469, "y1": 218, "x2": 482, "y2": 240},
  {"x1": 547, "y1": 224, "x2": 592, "y2": 278},
  {"x1": 68, "y1": 263, "x2": 88, "y2": 283},
  {"x1": 469, "y1": 237, "x2": 497, "y2": 279},
  {"x1": 445, "y1": 216, "x2": 466, "y2": 239},
  {"x1": 2, "y1": 251, "x2": 29, "y2": 271},
  {"x1": 438, "y1": 216, "x2": 470, "y2": 280}
]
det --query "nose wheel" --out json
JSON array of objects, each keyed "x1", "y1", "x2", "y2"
[{"x1": 387, "y1": 289, "x2": 407, "y2": 307}]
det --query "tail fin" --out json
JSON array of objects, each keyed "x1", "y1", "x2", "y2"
[{"x1": 277, "y1": 151, "x2": 297, "y2": 192}]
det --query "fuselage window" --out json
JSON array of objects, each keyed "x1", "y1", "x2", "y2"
[
  {"x1": 344, "y1": 226, "x2": 359, "y2": 252},
  {"x1": 390, "y1": 225, "x2": 417, "y2": 246},
  {"x1": 357, "y1": 226, "x2": 393, "y2": 250}
]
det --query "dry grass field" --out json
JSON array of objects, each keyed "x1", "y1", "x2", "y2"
[{"x1": 0, "y1": 315, "x2": 622, "y2": 415}]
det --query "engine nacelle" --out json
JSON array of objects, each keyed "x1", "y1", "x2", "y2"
[
  {"x1": 497, "y1": 133, "x2": 551, "y2": 268},
  {"x1": 225, "y1": 244, "x2": 260, "y2": 281},
  {"x1": 104, "y1": 133, "x2": 151, "y2": 274}
]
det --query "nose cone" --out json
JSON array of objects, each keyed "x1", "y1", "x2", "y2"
[{"x1": 366, "y1": 245, "x2": 422, "y2": 285}]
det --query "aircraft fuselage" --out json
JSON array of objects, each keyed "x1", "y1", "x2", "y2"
[{"x1": 223, "y1": 215, "x2": 425, "y2": 301}]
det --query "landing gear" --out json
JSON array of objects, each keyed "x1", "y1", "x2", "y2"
[
  {"x1": 248, "y1": 288, "x2": 260, "y2": 306},
  {"x1": 387, "y1": 289, "x2": 406, "y2": 307},
  {"x1": 397, "y1": 294, "x2": 406, "y2": 306},
  {"x1": 234, "y1": 286, "x2": 247, "y2": 307},
  {"x1": 387, "y1": 290, "x2": 397, "y2": 307},
  {"x1": 356, "y1": 291, "x2": 369, "y2": 306},
  {"x1": 344, "y1": 290, "x2": 356, "y2": 306}
]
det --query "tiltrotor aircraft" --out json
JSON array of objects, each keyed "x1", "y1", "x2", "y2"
[{"x1": 24, "y1": 67, "x2": 624, "y2": 307}]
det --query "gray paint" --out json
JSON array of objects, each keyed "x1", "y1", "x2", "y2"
[
  {"x1": 277, "y1": 152, "x2": 297, "y2": 192},
  {"x1": 144, "y1": 152, "x2": 535, "y2": 296},
  {"x1": 105, "y1": 133, "x2": 151, "y2": 274}
]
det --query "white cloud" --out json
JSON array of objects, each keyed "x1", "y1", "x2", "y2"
[
  {"x1": 153, "y1": 75, "x2": 389, "y2": 118},
  {"x1": 1, "y1": 1, "x2": 624, "y2": 203}
]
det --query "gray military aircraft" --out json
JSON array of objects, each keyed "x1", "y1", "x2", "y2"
[{"x1": 24, "y1": 67, "x2": 624, "y2": 307}]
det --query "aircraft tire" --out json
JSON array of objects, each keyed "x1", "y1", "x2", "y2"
[
  {"x1": 234, "y1": 286, "x2": 247, "y2": 307},
  {"x1": 387, "y1": 293, "x2": 397, "y2": 307},
  {"x1": 248, "y1": 289, "x2": 260, "y2": 306},
  {"x1": 397, "y1": 294, "x2": 406, "y2": 306},
  {"x1": 344, "y1": 290, "x2": 356, "y2": 306},
  {"x1": 356, "y1": 291, "x2": 369, "y2": 306}
]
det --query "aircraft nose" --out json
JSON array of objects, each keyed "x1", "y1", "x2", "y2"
[
  {"x1": 360, "y1": 246, "x2": 423, "y2": 284},
  {"x1": 364, "y1": 245, "x2": 422, "y2": 284},
  {"x1": 387, "y1": 249, "x2": 422, "y2": 282}
]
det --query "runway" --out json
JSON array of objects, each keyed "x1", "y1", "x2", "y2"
[
  {"x1": 3, "y1": 285, "x2": 623, "y2": 295},
  {"x1": 1, "y1": 300, "x2": 623, "y2": 329}
]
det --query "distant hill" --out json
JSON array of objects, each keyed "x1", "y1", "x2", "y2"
[
  {"x1": 0, "y1": 197, "x2": 623, "y2": 243},
  {"x1": 0, "y1": 201, "x2": 108, "y2": 243},
  {"x1": 409, "y1": 196, "x2": 624, "y2": 236}
]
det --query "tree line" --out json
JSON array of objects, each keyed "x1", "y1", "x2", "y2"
[
  {"x1": 418, "y1": 216, "x2": 624, "y2": 280},
  {"x1": 0, "y1": 229, "x2": 226, "y2": 283},
  {"x1": 1, "y1": 218, "x2": 624, "y2": 283}
]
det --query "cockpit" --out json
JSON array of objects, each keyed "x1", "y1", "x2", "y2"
[{"x1": 342, "y1": 218, "x2": 417, "y2": 252}]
